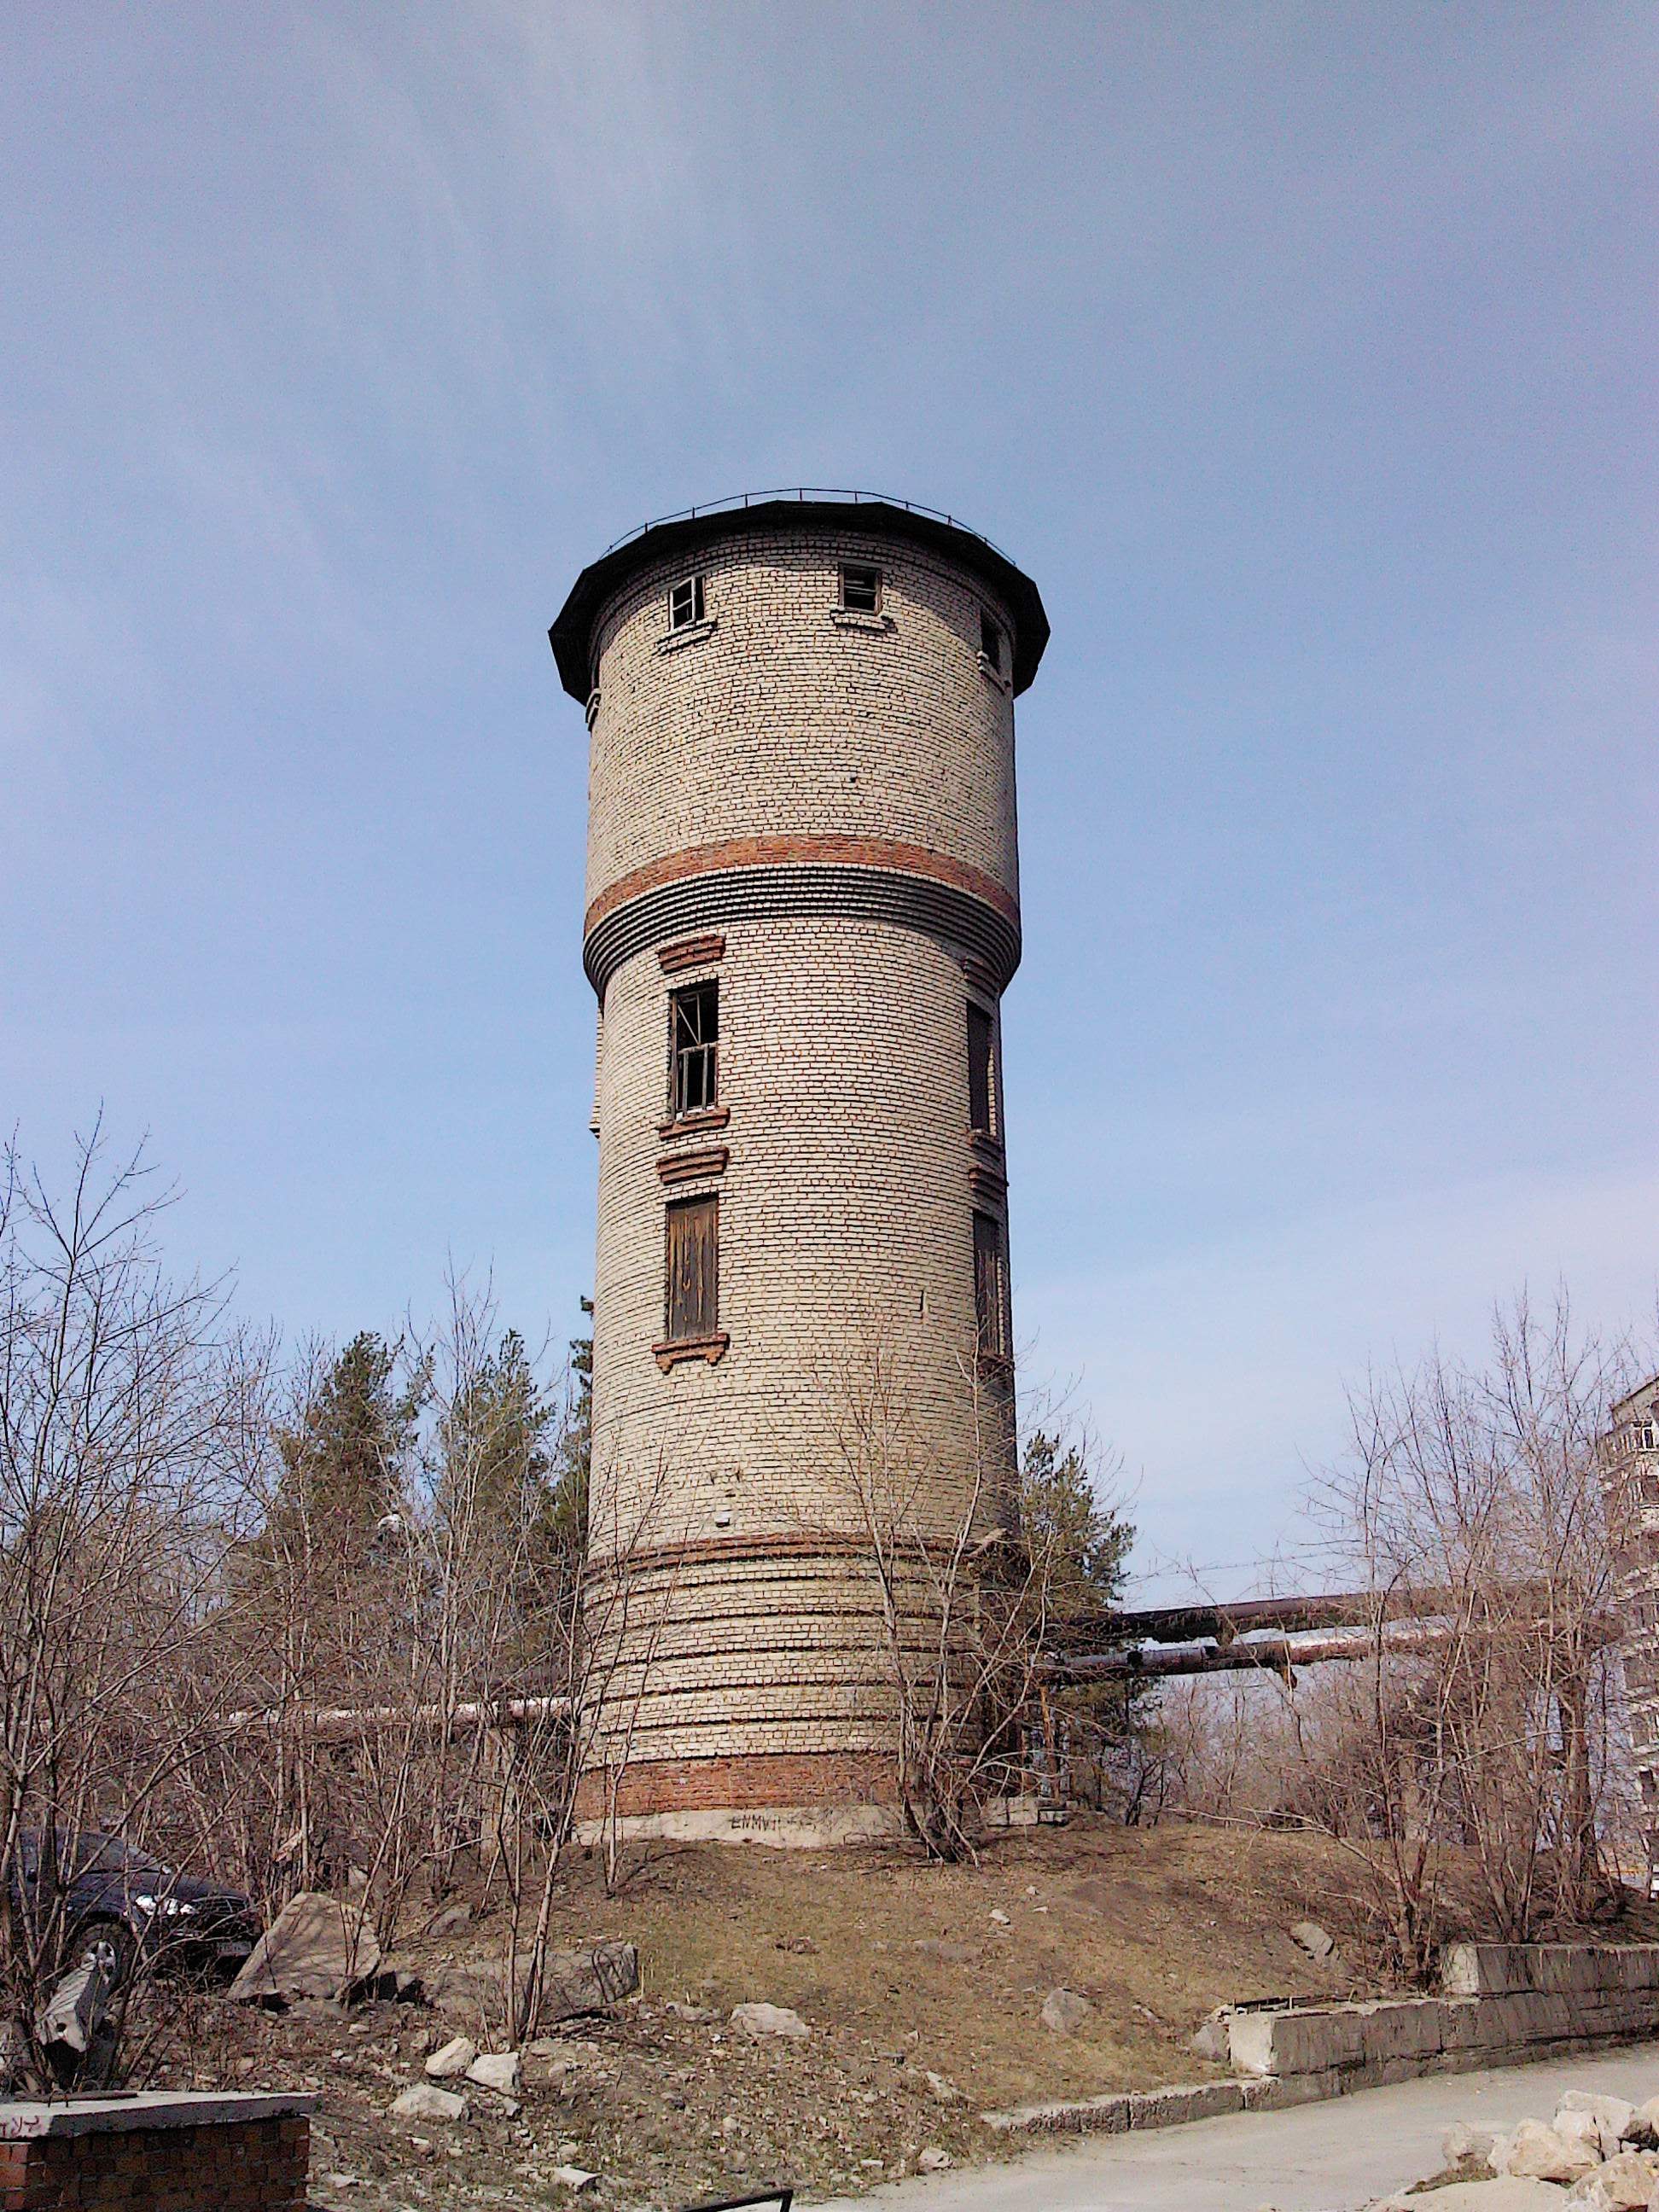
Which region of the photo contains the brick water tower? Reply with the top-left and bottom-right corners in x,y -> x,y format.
549,492 -> 1049,1842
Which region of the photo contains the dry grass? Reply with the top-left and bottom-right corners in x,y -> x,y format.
139,1813 -> 1397,2209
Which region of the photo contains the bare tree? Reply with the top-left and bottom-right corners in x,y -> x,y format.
816,1323 -> 1062,1861
0,1124 -> 266,2087
1281,1289 -> 1637,1973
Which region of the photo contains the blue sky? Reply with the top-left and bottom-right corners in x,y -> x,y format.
3,4 -> 1654,1596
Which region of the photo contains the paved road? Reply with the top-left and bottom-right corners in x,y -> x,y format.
811,2046 -> 1659,2212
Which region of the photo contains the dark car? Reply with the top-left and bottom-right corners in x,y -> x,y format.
11,1832 -> 260,1987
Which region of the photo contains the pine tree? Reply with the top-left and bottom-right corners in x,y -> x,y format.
274,1331 -> 422,1561
1021,1429 -> 1150,1812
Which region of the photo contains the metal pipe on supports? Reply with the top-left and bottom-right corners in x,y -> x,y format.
221,1695 -> 571,1742
1048,1610 -> 1617,1682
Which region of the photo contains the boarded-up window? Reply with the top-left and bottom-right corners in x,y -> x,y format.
973,1210 -> 1010,1361
967,1002 -> 995,1136
666,1195 -> 719,1342
670,981 -> 719,1116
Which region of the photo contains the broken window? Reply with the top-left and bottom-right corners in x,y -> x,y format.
967,1000 -> 996,1138
840,563 -> 882,614
669,981 -> 719,1117
665,1194 -> 719,1342
980,610 -> 1004,671
669,573 -> 706,630
973,1210 -> 1010,1362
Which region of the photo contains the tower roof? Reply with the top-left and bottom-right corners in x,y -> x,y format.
549,489 -> 1050,701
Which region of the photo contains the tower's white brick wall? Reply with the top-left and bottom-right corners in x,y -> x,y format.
557,507 -> 1042,1819
583,527 -> 1020,922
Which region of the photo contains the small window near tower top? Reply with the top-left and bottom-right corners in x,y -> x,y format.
840,563 -> 882,614
670,981 -> 719,1117
980,611 -> 1004,671
669,574 -> 705,630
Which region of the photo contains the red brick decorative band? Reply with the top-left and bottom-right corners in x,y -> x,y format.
582,836 -> 1021,996
574,1749 -> 896,1819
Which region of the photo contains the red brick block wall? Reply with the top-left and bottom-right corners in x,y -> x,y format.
0,2114 -> 308,2211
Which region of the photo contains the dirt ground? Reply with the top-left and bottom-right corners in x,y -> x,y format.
148,1814 -> 1394,2209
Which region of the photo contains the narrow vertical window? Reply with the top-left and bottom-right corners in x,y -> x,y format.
670,981 -> 719,1117
967,1001 -> 996,1138
666,1194 -> 719,1342
980,610 -> 1004,671
973,1210 -> 1010,1362
669,573 -> 706,630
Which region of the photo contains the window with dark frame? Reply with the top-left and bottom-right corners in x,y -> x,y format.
669,573 -> 706,630
670,981 -> 719,1117
980,610 -> 1003,671
973,1210 -> 1010,1363
967,1001 -> 996,1138
839,563 -> 882,614
665,1194 -> 719,1343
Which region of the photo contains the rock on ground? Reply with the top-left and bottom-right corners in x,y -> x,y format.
1290,1920 -> 1335,1960
466,2049 -> 521,2094
1190,2010 -> 1231,2062
1495,2122 -> 1598,2186
1374,2182 -> 1568,2210
550,2166 -> 599,2192
1555,2094 -> 1636,2160
1444,2122 -> 1498,2167
731,2002 -> 810,2040
389,2082 -> 467,2123
1563,2151 -> 1659,2210
428,1939 -> 639,2027
229,1892 -> 379,2005
1040,1988 -> 1092,2035
424,2035 -> 475,2080
1624,2095 -> 1659,2149
917,2147 -> 953,2172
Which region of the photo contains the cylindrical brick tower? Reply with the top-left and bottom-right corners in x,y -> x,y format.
549,493 -> 1049,1842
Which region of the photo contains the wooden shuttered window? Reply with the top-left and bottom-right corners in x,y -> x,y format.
665,1194 -> 719,1343
973,1209 -> 1010,1363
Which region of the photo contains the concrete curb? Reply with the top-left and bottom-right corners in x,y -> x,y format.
983,1947 -> 1659,2142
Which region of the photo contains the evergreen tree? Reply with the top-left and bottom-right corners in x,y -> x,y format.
1021,1429 -> 1151,1811
438,1328 -> 556,1544
1021,1429 -> 1132,1627
547,1297 -> 591,1560
276,1331 -> 422,1559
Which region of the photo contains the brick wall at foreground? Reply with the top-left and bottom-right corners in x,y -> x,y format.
0,2094 -> 311,2212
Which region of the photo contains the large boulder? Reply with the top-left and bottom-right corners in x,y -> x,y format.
424,2034 -> 475,2080
428,1941 -> 637,2029
1557,2094 -> 1637,2161
230,1892 -> 379,2005
1372,2183 -> 1568,2209
1040,1988 -> 1092,2034
1495,2122 -> 1598,2186
1563,2152 -> 1659,2210
1621,2095 -> 1659,2149
1290,1920 -> 1335,1960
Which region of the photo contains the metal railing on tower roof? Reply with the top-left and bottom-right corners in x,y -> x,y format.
600,487 -> 1012,563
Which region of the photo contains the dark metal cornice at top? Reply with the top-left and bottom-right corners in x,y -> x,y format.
548,489 -> 1051,701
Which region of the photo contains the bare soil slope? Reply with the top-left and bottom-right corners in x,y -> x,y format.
168,1815 -> 1381,2208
